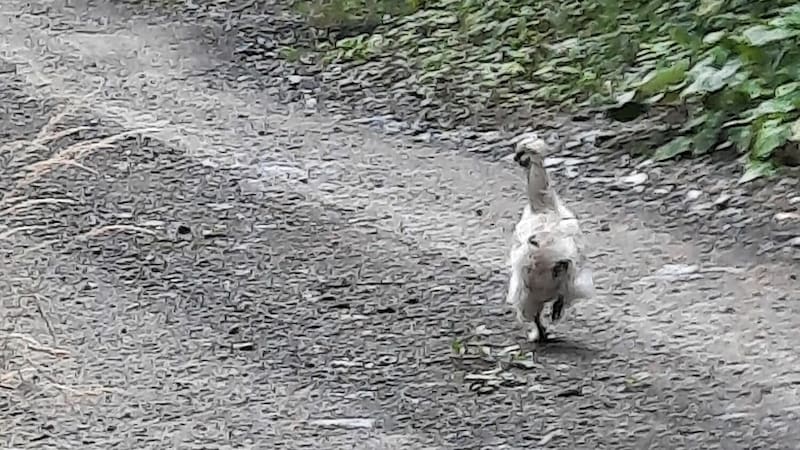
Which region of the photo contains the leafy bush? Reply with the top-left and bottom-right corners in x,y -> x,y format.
294,0 -> 800,180
292,0 -> 423,35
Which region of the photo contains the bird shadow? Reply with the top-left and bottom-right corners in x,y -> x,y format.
518,336 -> 603,362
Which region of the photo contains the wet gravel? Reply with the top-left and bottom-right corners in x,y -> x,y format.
1,1 -> 800,449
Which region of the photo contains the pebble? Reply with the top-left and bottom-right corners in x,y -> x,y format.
309,418 -> 376,429
584,176 -> 615,184
691,202 -> 713,211
713,193 -> 732,207
653,186 -> 673,195
686,189 -> 703,201
654,264 -> 700,277
774,212 -> 800,222
478,131 -> 504,142
620,172 -> 648,186
544,157 -> 564,168
563,157 -> 586,166
565,166 -> 581,178
304,96 -> 318,111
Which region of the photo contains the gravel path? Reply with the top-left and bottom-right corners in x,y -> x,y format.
1,2 -> 799,449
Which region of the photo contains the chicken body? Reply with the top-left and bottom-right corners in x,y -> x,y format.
506,134 -> 594,342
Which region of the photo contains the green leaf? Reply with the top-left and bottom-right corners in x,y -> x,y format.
729,41 -> 769,67
741,25 -> 798,47
653,136 -> 692,161
736,79 -> 770,100
769,13 -> 800,30
495,17 -> 520,36
696,0 -> 724,16
752,118 -> 792,160
614,90 -> 637,106
670,26 -> 700,50
557,66 -> 582,75
645,93 -> 665,104
636,60 -> 689,96
451,338 -> 464,355
728,125 -> 754,153
532,64 -> 555,76
790,118 -> 800,142
702,31 -> 726,45
336,36 -> 365,49
498,61 -> 526,76
739,160 -> 775,184
684,113 -> 710,131
775,82 -> 800,98
682,58 -> 742,97
692,112 -> 726,155
740,96 -> 800,122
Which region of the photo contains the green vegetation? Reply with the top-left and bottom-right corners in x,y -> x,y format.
292,0 -> 800,181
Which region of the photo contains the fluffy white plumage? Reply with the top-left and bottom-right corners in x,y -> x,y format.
505,133 -> 595,342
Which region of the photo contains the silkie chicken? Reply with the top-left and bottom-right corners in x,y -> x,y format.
505,133 -> 595,342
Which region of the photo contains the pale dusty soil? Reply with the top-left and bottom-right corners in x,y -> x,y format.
0,2 -> 798,449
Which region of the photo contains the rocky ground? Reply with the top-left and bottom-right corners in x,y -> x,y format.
0,1 -> 799,449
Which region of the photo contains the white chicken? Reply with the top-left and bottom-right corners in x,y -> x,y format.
505,133 -> 595,342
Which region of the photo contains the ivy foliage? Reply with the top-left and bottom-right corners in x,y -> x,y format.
294,0 -> 800,180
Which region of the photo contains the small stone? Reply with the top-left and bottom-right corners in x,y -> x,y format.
653,186 -> 673,195
231,342 -> 255,351
654,264 -> 699,277
565,166 -> 580,178
686,189 -> 703,201
414,132 -> 433,143
691,202 -> 712,211
620,172 -> 648,186
309,418 -> 375,429
544,157 -> 565,168
304,96 -> 317,111
563,157 -> 585,166
474,325 -> 493,335
383,121 -> 404,134
713,193 -> 732,208
626,371 -> 653,387
789,237 -> 800,247
538,429 -> 564,446
774,212 -> 800,222
287,75 -> 303,84
0,61 -> 16,74
479,131 -> 504,142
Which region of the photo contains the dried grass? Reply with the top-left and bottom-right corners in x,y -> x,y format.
0,103 -> 161,400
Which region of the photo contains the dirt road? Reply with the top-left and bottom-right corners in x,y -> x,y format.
1,2 -> 798,449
